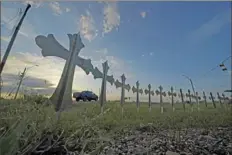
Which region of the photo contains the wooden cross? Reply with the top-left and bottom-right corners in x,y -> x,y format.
145,84 -> 154,112
179,88 -> 185,111
168,86 -> 176,112
115,74 -> 131,114
156,85 -> 166,113
203,91 -> 207,107
217,92 -> 223,107
209,92 -> 216,108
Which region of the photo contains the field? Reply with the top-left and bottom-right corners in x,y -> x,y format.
0,96 -> 232,155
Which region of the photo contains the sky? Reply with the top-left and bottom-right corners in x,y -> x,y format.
1,1 -> 231,102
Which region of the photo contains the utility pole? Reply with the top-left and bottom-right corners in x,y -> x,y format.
0,50 -> 2,99
14,67 -> 26,99
0,4 -> 31,75
182,75 -> 199,111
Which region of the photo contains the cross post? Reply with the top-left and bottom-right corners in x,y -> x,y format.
180,89 -> 185,111
156,85 -> 166,113
132,81 -> 141,111
145,84 -> 153,112
186,89 -> 193,112
168,86 -> 176,112
115,74 -> 131,115
203,91 -> 207,107
209,92 -> 216,108
217,92 -> 223,107
99,61 -> 109,114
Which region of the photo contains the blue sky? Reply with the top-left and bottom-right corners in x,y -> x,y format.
1,1 -> 231,101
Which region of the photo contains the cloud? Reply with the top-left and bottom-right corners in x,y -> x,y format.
0,36 -> 10,43
80,48 -> 134,79
140,11 -> 146,18
102,2 -> 120,34
2,52 -> 87,92
1,6 -> 38,39
79,10 -> 98,41
23,0 -> 43,8
1,73 -> 56,96
149,52 -> 153,56
1,50 -> 134,98
49,2 -> 63,15
188,9 -> 231,43
65,7 -> 71,13
96,48 -> 108,55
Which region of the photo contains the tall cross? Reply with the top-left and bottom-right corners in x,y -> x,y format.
132,81 -> 143,111
186,89 -> 193,112
195,92 -> 200,111
36,33 -> 85,116
156,85 -> 166,113
217,92 -> 223,107
221,93 -> 227,104
179,88 -> 185,111
115,74 -> 131,114
99,61 -> 109,113
209,92 -> 216,108
186,89 -> 192,103
203,91 -> 207,107
145,84 -> 154,112
35,34 -> 115,113
168,86 -> 176,112
36,34 -> 115,88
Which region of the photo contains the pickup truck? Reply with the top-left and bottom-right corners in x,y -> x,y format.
73,91 -> 98,102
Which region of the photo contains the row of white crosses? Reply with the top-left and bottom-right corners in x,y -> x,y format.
35,33 -> 115,117
35,33 -> 230,118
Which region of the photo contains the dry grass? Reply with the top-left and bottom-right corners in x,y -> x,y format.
0,96 -> 231,154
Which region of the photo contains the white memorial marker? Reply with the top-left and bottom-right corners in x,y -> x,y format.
91,67 -> 115,85
168,86 -> 177,112
144,84 -> 154,112
35,33 -> 115,114
99,61 -> 110,113
221,93 -> 228,110
196,92 -> 200,111
179,89 -> 185,111
155,85 -> 166,113
132,81 -> 143,111
35,33 -> 87,119
186,89 -> 193,112
203,91 -> 208,107
209,92 -> 216,108
217,92 -> 223,107
115,74 -> 131,114
221,93 -> 226,104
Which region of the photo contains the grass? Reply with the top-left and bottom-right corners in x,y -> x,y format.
0,96 -> 231,154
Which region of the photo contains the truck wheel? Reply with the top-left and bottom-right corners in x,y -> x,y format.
76,98 -> 80,102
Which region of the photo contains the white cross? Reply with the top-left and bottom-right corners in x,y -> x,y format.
168,86 -> 176,112
132,81 -> 143,110
115,74 -> 131,114
145,84 -> 154,112
156,85 -> 166,113
36,33 -> 85,114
